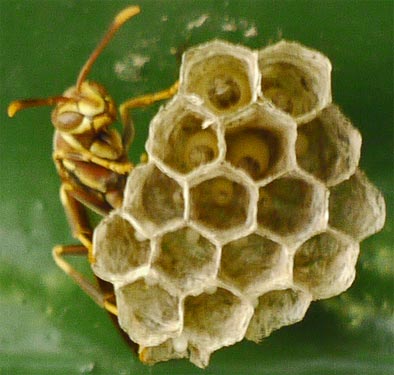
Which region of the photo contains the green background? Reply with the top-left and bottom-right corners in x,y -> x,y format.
1,1 -> 393,374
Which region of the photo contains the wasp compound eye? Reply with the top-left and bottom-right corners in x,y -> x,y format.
52,105 -> 85,132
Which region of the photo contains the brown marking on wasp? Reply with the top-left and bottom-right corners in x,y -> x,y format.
7,5 -> 179,317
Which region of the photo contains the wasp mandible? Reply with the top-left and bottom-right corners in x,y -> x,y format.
8,5 -> 179,316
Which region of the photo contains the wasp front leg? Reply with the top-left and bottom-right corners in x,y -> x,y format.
119,80 -> 179,149
54,148 -> 133,175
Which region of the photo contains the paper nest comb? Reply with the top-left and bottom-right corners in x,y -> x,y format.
92,40 -> 386,368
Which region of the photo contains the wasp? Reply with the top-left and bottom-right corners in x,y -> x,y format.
7,5 -> 178,317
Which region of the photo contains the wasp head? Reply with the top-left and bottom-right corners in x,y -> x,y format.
52,81 -> 117,135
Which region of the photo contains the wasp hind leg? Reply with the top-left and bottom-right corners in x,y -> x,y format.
52,244 -> 117,316
53,183 -> 117,315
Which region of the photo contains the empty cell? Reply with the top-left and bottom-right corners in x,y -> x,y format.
184,288 -> 251,350
293,232 -> 359,299
190,176 -> 249,231
246,288 -> 311,342
124,164 -> 184,232
329,170 -> 386,241
153,227 -> 217,292
116,279 -> 181,346
93,213 -> 150,282
257,177 -> 325,239
219,234 -> 284,293
142,168 -> 184,224
296,106 -> 361,186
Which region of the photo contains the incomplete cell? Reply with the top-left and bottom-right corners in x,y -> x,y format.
190,175 -> 250,235
116,279 -> 181,347
257,176 -> 327,242
152,227 -> 218,293
225,102 -> 297,181
184,287 -> 253,367
296,105 -> 361,186
92,213 -> 150,283
259,41 -> 331,123
246,288 -> 311,342
147,98 -> 220,175
123,164 -> 184,234
180,40 -> 259,115
293,231 -> 359,299
328,170 -> 386,241
219,234 -> 285,294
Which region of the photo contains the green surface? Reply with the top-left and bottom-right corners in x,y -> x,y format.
0,1 -> 393,374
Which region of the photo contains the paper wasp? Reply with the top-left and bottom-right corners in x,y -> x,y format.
8,5 -> 178,318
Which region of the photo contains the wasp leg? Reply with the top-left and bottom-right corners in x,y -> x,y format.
52,244 -> 118,316
55,183 -> 119,314
59,183 -> 94,254
119,80 -> 179,148
59,182 -> 118,257
54,149 -> 133,175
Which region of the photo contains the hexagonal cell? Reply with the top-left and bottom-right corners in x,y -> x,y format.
328,170 -> 386,241
296,105 -> 361,186
219,234 -> 286,294
180,40 -> 259,115
257,176 -> 327,242
189,174 -> 250,234
293,231 -> 359,299
92,213 -> 150,283
146,97 -> 220,175
245,288 -> 311,342
183,287 -> 253,368
116,278 -> 181,347
152,227 -> 218,293
123,164 -> 184,234
225,102 -> 297,181
258,40 -> 331,123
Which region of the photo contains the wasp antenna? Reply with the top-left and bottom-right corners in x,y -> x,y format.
7,96 -> 71,118
114,5 -> 141,26
76,5 -> 141,91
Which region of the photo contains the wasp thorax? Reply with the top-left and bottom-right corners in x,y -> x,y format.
52,81 -> 116,134
92,39 -> 385,368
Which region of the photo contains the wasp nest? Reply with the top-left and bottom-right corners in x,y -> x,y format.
92,40 -> 385,368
